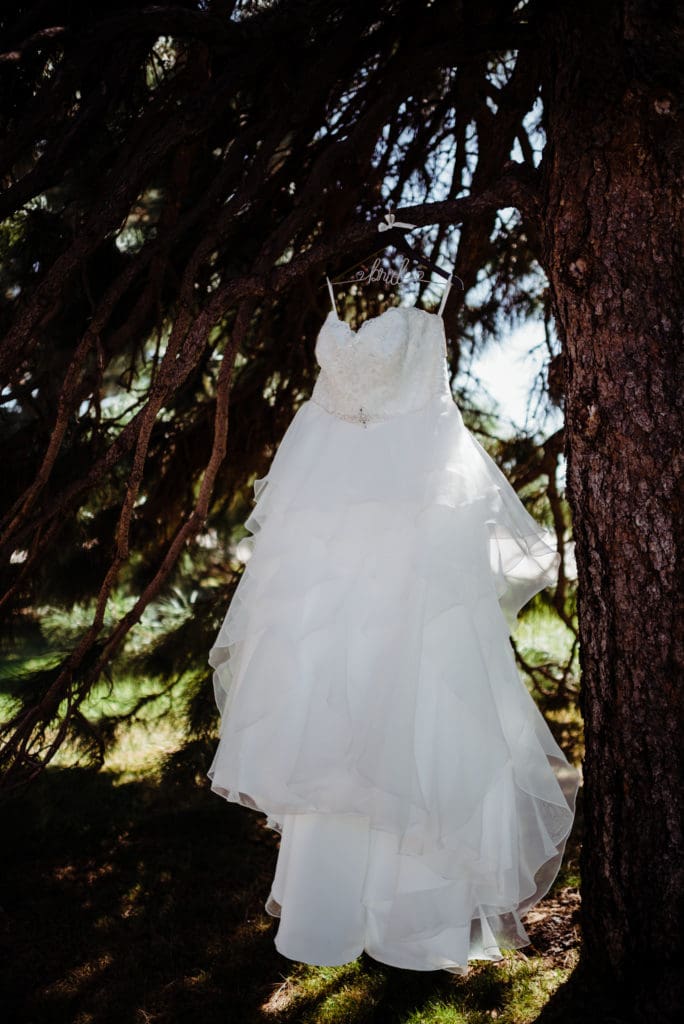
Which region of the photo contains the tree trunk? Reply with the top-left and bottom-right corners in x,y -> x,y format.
538,3 -> 683,1020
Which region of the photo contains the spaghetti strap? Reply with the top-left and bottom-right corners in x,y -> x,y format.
438,274 -> 453,317
326,275 -> 338,315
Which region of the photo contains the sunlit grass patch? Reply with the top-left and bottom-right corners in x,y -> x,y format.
409,953 -> 576,1024
259,949 -> 577,1024
262,958 -> 386,1020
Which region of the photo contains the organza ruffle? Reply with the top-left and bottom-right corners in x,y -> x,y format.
207,393 -> 578,971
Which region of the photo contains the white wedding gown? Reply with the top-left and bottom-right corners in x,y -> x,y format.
207,275 -> 579,974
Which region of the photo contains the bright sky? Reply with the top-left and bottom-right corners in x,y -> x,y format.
463,319 -> 564,438
464,320 -> 576,579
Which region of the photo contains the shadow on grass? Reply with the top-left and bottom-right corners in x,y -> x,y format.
0,761 -> 579,1024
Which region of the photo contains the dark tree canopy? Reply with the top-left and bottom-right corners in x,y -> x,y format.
0,0 -> 571,784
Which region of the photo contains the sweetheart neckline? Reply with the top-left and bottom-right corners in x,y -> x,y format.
325,305 -> 443,338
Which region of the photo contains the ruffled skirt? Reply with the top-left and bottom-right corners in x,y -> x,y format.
207,393 -> 579,973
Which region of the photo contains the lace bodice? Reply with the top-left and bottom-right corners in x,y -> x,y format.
310,306 -> 452,426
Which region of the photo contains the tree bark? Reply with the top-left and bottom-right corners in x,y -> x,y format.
539,3 -> 683,1019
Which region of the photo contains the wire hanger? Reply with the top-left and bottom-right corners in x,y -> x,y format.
327,204 -> 465,291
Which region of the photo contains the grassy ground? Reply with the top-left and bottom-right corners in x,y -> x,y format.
1,749 -> 582,1024
1,605 -> 582,1023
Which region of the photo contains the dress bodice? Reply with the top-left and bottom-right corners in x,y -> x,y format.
311,306 -> 452,425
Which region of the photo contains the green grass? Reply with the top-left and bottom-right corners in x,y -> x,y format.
1,744 -> 581,1024
262,954 -> 576,1023
1,601 -> 582,1023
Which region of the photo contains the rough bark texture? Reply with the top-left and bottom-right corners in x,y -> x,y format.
539,2 -> 683,1019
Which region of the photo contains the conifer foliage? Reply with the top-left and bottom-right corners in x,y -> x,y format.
1,1 -> 568,788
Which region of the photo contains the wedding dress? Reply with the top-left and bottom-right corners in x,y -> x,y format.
207,273 -> 579,974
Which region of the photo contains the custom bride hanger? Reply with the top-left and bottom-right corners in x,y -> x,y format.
326,205 -> 465,298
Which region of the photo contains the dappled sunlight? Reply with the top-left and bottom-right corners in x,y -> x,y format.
40,952 -> 115,1002
258,950 -> 578,1024
260,960 -> 381,1018
2,759 -> 582,1023
3,606 -> 582,1023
